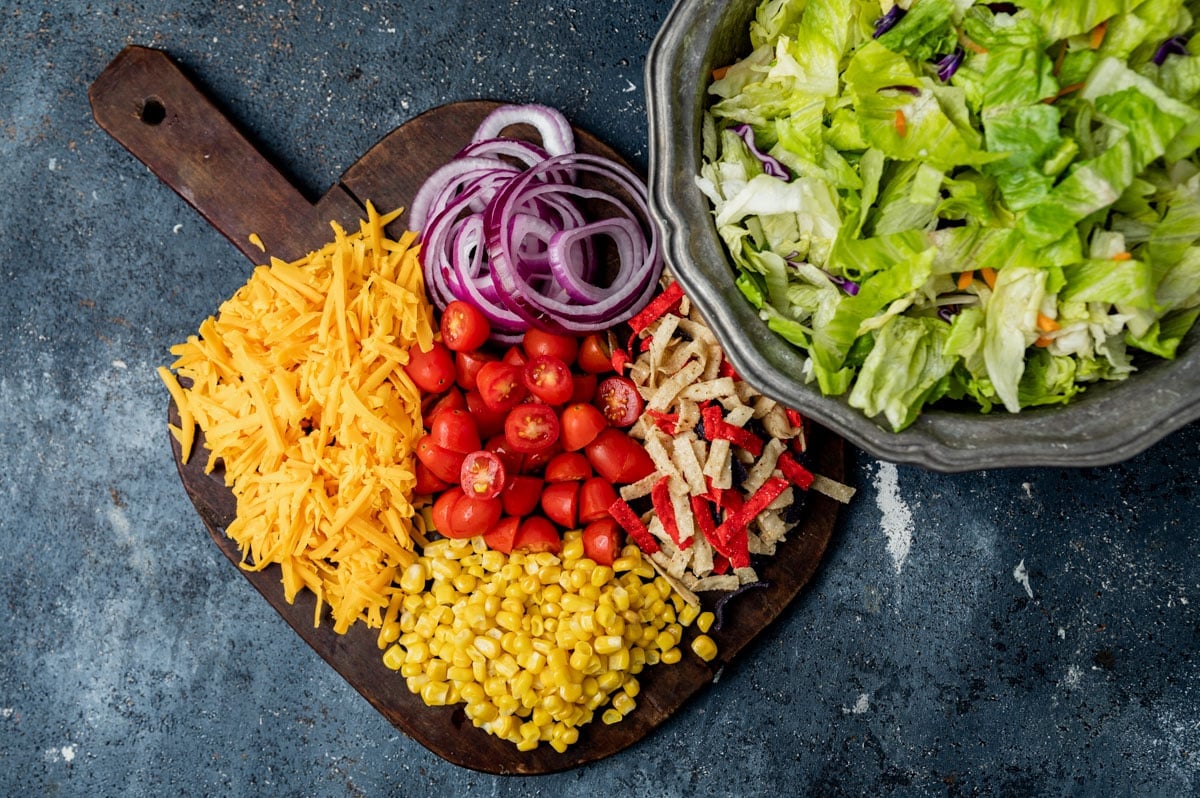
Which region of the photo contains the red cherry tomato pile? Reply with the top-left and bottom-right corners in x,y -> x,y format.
405,300 -> 655,566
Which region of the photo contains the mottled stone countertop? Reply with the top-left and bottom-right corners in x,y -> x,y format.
2,2 -> 1197,796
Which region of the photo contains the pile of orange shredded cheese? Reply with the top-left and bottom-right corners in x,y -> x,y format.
157,203 -> 434,635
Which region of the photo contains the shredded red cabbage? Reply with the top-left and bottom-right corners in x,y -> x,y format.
731,123 -> 791,181
1153,35 -> 1190,65
873,5 -> 906,38
934,48 -> 965,82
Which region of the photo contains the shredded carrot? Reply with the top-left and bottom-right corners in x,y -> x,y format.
1036,312 -> 1061,333
1053,41 -> 1067,76
958,30 -> 988,54
1090,20 -> 1108,49
895,109 -> 908,137
711,65 -> 731,80
1034,336 -> 1054,348
956,270 -> 975,291
980,267 -> 998,290
1041,82 -> 1086,104
1112,251 -> 1134,261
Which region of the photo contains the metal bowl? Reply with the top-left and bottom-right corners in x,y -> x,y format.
645,0 -> 1200,472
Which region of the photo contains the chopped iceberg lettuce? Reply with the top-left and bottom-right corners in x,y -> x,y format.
699,0 -> 1200,430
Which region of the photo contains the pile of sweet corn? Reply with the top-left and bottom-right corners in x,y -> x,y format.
380,531 -> 718,752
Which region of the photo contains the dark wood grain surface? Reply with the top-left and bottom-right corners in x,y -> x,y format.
90,45 -> 845,775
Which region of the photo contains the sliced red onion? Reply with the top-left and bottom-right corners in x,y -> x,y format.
409,157 -> 520,231
879,84 -> 922,96
1153,35 -> 1190,65
471,103 -> 576,156
456,138 -> 552,169
732,123 -> 790,181
483,153 -> 662,332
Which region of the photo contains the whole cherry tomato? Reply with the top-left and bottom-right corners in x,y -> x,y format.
404,341 -> 456,394
439,300 -> 491,352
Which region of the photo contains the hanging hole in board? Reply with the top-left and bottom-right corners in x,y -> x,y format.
140,97 -> 166,126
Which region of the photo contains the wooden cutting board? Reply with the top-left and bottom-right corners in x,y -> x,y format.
89,45 -> 846,775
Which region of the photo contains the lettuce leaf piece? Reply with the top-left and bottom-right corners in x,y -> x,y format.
875,0 -> 961,62
983,265 -> 1047,412
848,315 -> 958,431
1126,306 -> 1200,357
1060,258 -> 1157,307
1017,349 -> 1082,407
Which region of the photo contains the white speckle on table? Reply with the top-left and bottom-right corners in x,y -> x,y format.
843,693 -> 871,714
111,359 -> 127,370
1022,482 -> 1033,499
873,461 -> 913,574
172,223 -> 182,234
1060,664 -> 1083,690
43,745 -> 76,763
48,158 -> 57,171
1,707 -> 12,718
1013,559 -> 1034,599
1057,627 -> 1066,639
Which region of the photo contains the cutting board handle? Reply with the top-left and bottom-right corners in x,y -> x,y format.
89,46 -> 362,262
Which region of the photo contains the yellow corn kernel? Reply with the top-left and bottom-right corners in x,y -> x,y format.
458,682 -> 485,704
660,646 -> 682,665
562,537 -> 585,562
611,556 -> 638,573
602,708 -> 623,725
431,581 -> 458,605
590,566 -> 615,587
481,549 -> 505,572
678,603 -> 701,627
413,612 -> 438,639
559,681 -> 584,703
611,690 -> 636,716
516,736 -> 540,752
399,562 -> 427,594
593,634 -> 624,655
655,629 -> 677,651
691,634 -> 718,662
471,659 -> 488,683
511,670 -> 534,702
400,661 -> 425,678
448,666 -> 475,685
622,677 -> 641,698
406,674 -> 429,694
495,694 -> 521,716
382,644 -> 405,671
467,701 -> 499,723
495,611 -> 521,633
473,635 -> 501,660
596,669 -> 623,693
452,572 -> 478,594
517,649 -> 546,674
420,681 -> 451,706
426,660 -> 449,683
608,649 -> 631,672
492,653 -> 520,680
429,557 -> 461,581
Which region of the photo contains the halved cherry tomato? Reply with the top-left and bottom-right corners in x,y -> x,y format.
523,355 -> 575,405
560,403 -> 608,451
459,450 -> 507,500
422,386 -> 466,427
570,372 -> 597,404
578,476 -> 619,523
466,390 -> 508,439
502,345 -> 529,369
541,481 -> 580,528
455,350 -> 494,391
440,300 -> 491,352
504,403 -> 560,453
417,435 -> 467,484
431,486 -> 465,535
404,341 -> 456,393
448,495 -> 502,539
523,328 -> 578,364
483,516 -> 521,553
512,516 -> 562,554
414,460 -> 452,495
501,474 -> 544,517
544,452 -> 592,482
581,517 -> 622,566
584,428 -> 655,484
595,376 -> 643,427
578,333 -> 614,374
430,408 -> 481,454
476,361 -> 527,412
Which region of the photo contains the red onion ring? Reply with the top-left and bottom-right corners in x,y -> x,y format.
415,105 -> 662,340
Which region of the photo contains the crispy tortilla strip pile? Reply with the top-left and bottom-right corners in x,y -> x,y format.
621,278 -> 856,595
158,204 -> 434,634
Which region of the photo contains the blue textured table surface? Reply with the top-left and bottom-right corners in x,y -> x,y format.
2,2 -> 1198,796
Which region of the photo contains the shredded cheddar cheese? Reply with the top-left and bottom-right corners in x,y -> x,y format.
159,202 -> 434,636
